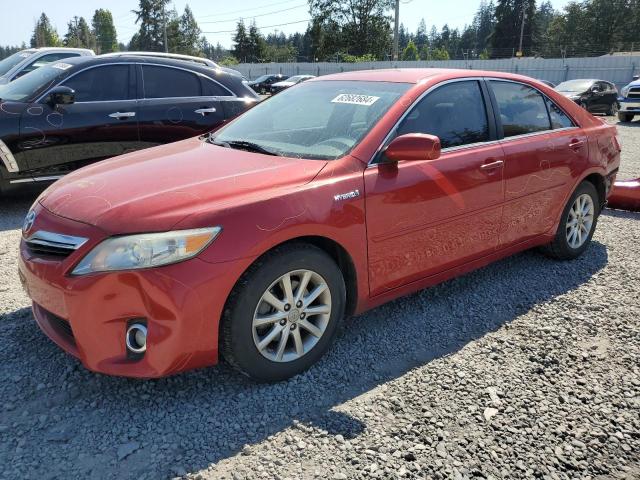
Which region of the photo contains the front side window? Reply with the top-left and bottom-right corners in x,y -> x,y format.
212,80 -> 410,160
545,98 -> 575,129
397,80 -> 490,149
143,66 -> 201,98
490,81 -> 551,137
63,65 -> 129,102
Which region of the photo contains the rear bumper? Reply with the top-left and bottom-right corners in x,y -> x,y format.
18,205 -> 252,378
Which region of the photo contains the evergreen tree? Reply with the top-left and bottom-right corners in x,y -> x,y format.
177,5 -> 203,56
490,0 -> 537,57
247,21 -> 266,62
131,0 -> 171,51
401,40 -> 418,60
415,19 -> 428,50
232,20 -> 250,62
92,9 -> 118,53
30,13 -> 60,47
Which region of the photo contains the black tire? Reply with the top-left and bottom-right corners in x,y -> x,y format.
220,243 -> 346,382
607,102 -> 619,116
541,181 -> 600,260
618,112 -> 633,122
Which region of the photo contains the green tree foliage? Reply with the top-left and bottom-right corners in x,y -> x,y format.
490,0 -> 537,56
64,17 -> 96,50
402,40 -> 419,60
232,20 -> 250,62
92,9 -> 118,53
131,0 -> 170,51
309,0 -> 393,59
177,6 -> 204,56
30,13 -> 61,48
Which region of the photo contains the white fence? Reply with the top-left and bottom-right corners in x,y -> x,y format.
234,55 -> 640,88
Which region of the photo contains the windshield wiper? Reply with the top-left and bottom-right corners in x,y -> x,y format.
208,136 -> 279,156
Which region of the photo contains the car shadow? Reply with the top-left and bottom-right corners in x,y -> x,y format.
0,190 -> 41,232
0,242 -> 609,479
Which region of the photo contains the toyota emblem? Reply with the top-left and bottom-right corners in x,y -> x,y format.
22,211 -> 36,235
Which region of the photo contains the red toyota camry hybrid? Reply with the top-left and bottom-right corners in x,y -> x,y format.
18,69 -> 620,381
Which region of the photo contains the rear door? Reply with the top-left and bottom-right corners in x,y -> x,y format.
488,80 -> 576,246
19,63 -> 140,175
364,79 -> 505,295
137,64 -> 225,147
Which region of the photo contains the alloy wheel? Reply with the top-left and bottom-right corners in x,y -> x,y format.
252,270 -> 332,363
566,193 -> 594,249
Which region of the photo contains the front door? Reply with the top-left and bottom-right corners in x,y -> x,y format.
137,64 -> 224,147
18,64 -> 140,175
364,80 -> 505,296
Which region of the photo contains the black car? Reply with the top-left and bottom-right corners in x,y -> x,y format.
555,79 -> 619,115
247,74 -> 289,94
0,55 -> 259,192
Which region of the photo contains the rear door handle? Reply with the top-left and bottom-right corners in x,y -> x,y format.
108,111 -> 136,119
569,139 -> 585,150
480,160 -> 504,170
195,107 -> 217,116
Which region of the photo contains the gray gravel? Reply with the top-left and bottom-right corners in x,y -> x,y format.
0,117 -> 639,479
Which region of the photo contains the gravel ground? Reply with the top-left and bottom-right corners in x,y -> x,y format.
0,117 -> 638,480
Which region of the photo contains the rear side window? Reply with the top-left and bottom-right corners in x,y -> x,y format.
397,80 -> 490,149
490,81 -> 551,137
62,65 -> 130,102
142,66 -> 201,98
202,77 -> 231,96
545,98 -> 575,129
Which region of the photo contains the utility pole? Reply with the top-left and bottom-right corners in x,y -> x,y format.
163,3 -> 168,53
392,0 -> 400,61
517,4 -> 526,57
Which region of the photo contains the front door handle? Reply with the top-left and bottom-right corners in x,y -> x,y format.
480,160 -> 504,170
195,107 -> 217,116
108,111 -> 136,119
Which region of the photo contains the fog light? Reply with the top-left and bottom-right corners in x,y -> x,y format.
126,324 -> 147,354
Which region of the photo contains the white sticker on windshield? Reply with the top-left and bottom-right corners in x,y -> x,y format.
51,62 -> 73,70
331,94 -> 380,106
19,53 -> 31,58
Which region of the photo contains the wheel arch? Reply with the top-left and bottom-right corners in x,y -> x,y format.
582,172 -> 606,209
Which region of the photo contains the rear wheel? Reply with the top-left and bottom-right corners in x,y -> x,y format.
618,112 -> 634,122
221,243 -> 346,382
542,181 -> 600,260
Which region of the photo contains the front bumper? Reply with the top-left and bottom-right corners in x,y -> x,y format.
618,98 -> 640,113
18,204 -> 252,378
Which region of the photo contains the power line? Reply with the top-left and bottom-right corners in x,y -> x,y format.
199,4 -> 307,24
202,18 -> 311,35
198,0 -> 303,19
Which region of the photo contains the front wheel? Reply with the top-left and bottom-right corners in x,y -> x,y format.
541,181 -> 600,260
221,243 -> 346,382
607,102 -> 619,116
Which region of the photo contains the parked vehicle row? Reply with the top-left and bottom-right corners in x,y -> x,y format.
555,79 -> 620,116
269,75 -> 315,94
0,54 -> 259,193
247,74 -> 289,94
18,70 -> 620,381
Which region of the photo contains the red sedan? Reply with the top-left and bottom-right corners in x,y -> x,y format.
18,69 -> 621,381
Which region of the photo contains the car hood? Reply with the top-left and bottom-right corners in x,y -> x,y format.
272,81 -> 294,87
558,90 -> 585,97
39,136 -> 327,234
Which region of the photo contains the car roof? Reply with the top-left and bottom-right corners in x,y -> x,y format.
101,51 -> 218,67
314,68 -> 550,85
31,47 -> 94,54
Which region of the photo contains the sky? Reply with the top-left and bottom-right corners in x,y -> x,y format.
0,0 -> 574,50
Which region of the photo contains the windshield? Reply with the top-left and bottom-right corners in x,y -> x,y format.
253,75 -> 271,82
0,50 -> 34,76
211,80 -> 410,160
0,64 -> 64,102
556,80 -> 593,92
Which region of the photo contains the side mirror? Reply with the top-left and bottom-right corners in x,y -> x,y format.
383,133 -> 441,162
47,86 -> 75,106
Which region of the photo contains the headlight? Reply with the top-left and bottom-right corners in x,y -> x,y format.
621,86 -> 630,97
72,227 -> 221,275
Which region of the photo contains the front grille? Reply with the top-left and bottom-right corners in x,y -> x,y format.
629,87 -> 640,99
24,231 -> 88,259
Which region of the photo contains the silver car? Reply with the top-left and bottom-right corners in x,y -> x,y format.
0,47 -> 94,84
